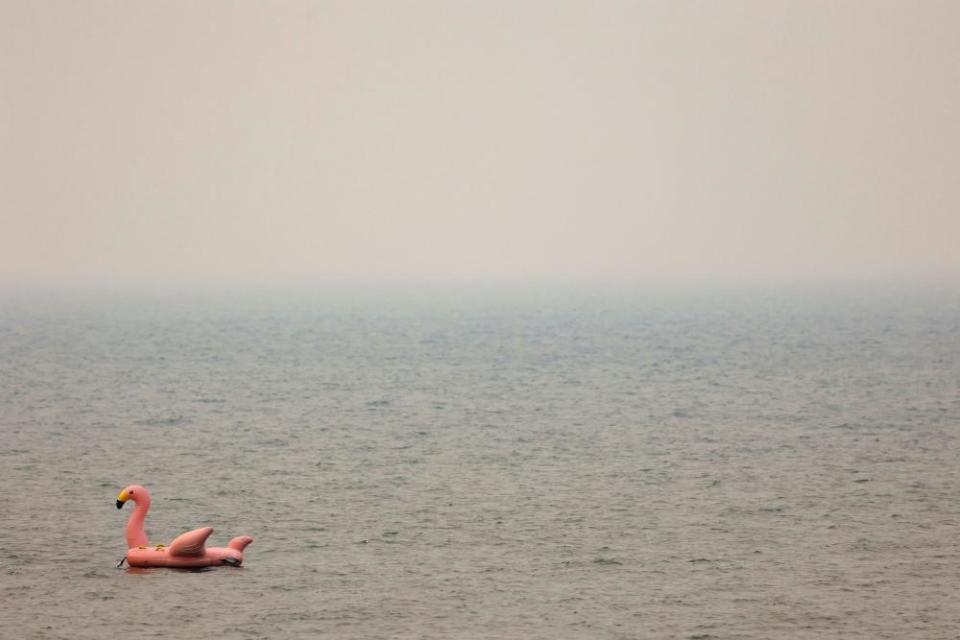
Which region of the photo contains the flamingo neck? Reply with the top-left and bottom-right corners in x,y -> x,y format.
126,497 -> 150,548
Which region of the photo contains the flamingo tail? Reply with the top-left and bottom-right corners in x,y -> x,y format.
228,536 -> 253,552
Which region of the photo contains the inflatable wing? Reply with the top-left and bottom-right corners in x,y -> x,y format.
168,526 -> 214,557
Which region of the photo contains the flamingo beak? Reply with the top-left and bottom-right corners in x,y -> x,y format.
116,499 -> 125,509
116,490 -> 128,509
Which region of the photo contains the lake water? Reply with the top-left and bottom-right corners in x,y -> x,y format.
1,284 -> 958,639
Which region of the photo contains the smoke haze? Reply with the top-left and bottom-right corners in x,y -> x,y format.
2,1 -> 958,287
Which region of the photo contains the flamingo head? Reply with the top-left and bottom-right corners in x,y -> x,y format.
116,484 -> 149,509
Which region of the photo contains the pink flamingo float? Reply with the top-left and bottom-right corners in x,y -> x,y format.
116,485 -> 252,568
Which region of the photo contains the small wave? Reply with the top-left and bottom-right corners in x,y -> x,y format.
134,416 -> 187,427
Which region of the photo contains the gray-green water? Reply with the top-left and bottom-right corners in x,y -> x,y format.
1,285 -> 958,639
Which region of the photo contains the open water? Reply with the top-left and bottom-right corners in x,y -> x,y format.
1,284 -> 958,639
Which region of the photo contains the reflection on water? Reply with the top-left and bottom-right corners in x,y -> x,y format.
1,286 -> 958,639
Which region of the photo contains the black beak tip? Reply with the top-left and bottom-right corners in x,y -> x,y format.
116,500 -> 124,510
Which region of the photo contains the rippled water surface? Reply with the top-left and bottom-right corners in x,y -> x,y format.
1,285 -> 958,639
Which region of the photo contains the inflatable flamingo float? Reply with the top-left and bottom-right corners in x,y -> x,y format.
116,485 -> 252,568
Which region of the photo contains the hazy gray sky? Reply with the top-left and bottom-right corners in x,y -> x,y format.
2,0 -> 958,287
